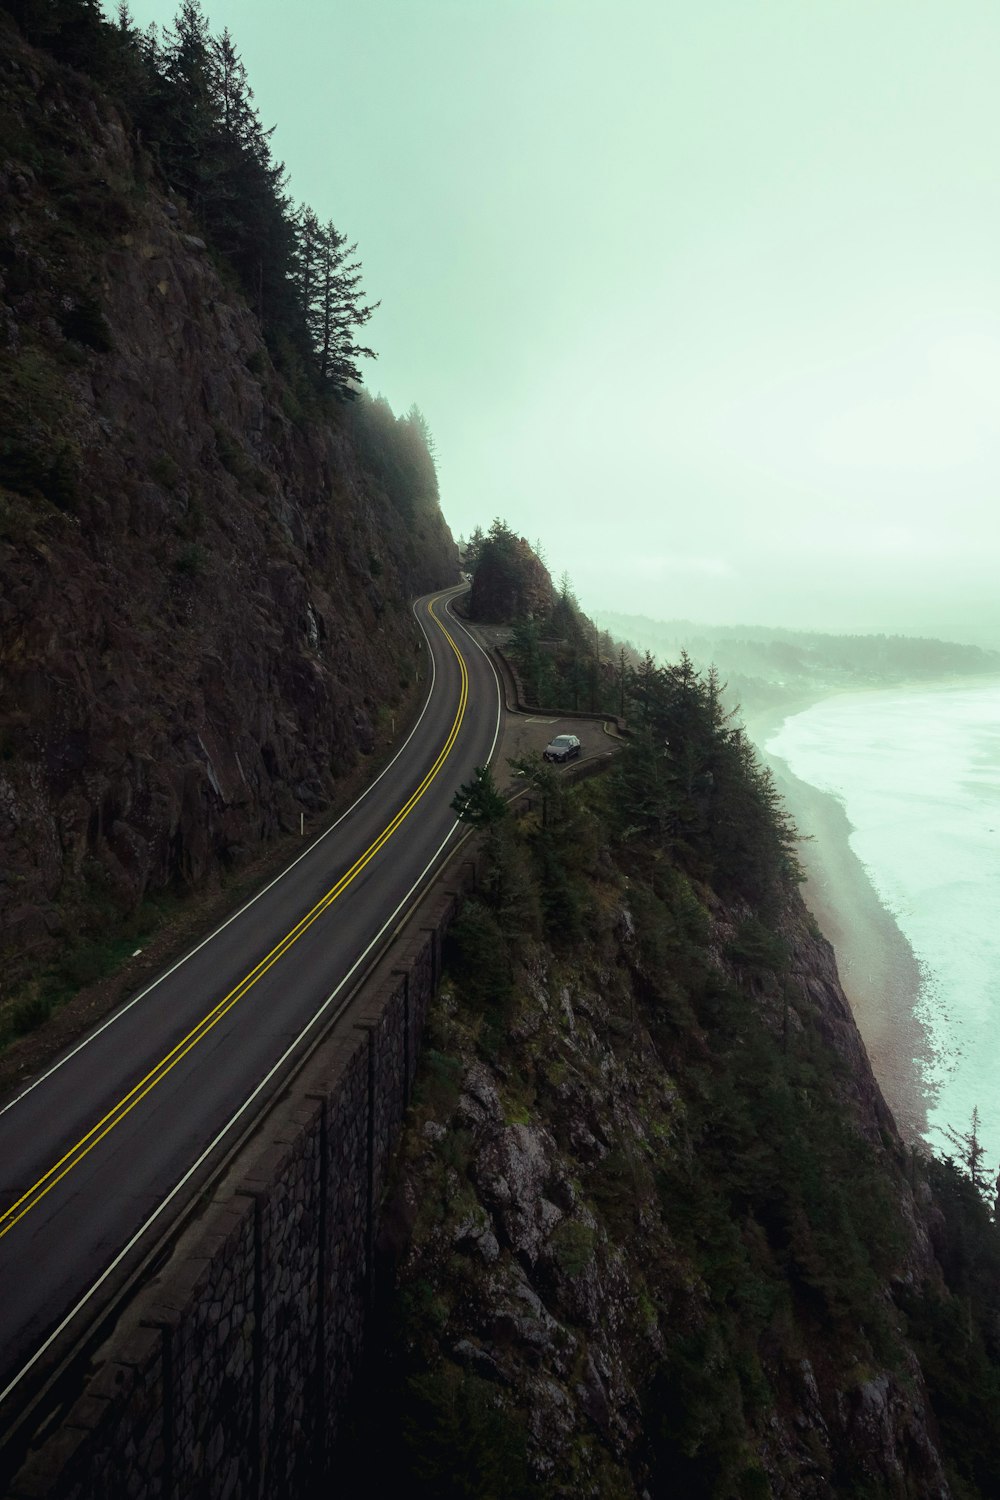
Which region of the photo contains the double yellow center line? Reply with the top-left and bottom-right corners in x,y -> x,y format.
0,599 -> 468,1243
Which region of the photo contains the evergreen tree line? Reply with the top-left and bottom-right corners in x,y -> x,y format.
439,746 -> 1000,1494
2,0 -> 376,397
349,394 -> 440,520
611,650 -> 800,908
443,535 -> 1000,1493
463,521 -> 798,905
464,519 -> 631,714
602,613 -> 1000,682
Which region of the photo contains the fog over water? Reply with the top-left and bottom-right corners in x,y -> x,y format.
125,0 -> 1000,645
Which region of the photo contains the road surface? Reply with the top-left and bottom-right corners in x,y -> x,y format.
0,585 -> 500,1427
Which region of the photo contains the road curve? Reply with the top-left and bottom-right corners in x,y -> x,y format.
0,585 -> 500,1421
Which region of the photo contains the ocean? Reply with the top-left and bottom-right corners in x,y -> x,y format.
766,679 -> 1000,1173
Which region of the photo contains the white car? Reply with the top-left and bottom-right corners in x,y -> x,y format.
543,734 -> 582,763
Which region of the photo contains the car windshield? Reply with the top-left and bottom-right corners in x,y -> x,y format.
551,736 -> 574,746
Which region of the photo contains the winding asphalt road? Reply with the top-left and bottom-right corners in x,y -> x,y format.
0,585 -> 501,1430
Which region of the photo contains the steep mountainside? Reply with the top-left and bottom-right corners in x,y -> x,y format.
594,611 -> 1000,720
341,760 -> 1000,1498
0,23 -> 457,1002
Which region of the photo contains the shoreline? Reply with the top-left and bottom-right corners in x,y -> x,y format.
742,693 -> 933,1145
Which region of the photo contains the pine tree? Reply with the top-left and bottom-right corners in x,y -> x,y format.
10,0 -> 377,394
451,765 -> 507,829
406,404 -> 436,460
304,221 -> 379,396
102,4 -> 160,118
945,1108 -> 989,1199
294,206 -> 323,335
5,0 -> 106,69
463,525 -> 485,568
156,0 -> 222,222
208,28 -> 298,333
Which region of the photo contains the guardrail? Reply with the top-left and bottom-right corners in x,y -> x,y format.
5,741 -> 622,1497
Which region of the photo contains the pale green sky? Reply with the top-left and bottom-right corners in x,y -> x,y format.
125,1 -> 1000,643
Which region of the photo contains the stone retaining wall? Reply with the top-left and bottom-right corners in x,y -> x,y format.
493,646 -> 629,733
8,876 -> 468,1499
8,763 -> 614,1498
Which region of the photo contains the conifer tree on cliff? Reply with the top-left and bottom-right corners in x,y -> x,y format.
468,519 -> 554,623
3,0 -> 376,389
3,0 -> 105,69
159,0 -> 217,215
208,27 -> 298,331
295,207 -> 324,340
399,405 -> 439,502
302,220 -> 379,397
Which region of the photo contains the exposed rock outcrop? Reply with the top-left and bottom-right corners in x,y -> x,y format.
0,28 -> 457,990
355,859 -> 959,1496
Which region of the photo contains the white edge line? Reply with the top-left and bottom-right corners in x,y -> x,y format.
0,588 -> 463,1122
0,586 -> 500,1411
442,594 -> 504,767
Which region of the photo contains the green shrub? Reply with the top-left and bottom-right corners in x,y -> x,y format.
4,991 -> 54,1041
549,1218 -> 595,1276
727,916 -> 789,975
150,453 -> 180,489
174,543 -> 206,577
399,1365 -> 531,1498
280,385 -> 305,425
416,1049 -> 464,1120
213,424 -> 262,488
60,295 -> 113,352
57,942 -> 110,989
444,901 -> 512,1011
0,437 -> 79,510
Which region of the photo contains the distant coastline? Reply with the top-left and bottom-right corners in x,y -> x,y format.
612,611 -> 1000,1149
743,692 -> 933,1145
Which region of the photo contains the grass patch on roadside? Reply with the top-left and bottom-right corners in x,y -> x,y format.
0,892 -> 183,1050
0,651 -> 432,1068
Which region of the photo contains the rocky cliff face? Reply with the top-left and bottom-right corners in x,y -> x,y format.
344,791 -> 976,1496
0,27 -> 457,996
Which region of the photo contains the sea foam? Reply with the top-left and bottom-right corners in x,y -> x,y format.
768,680 -> 1000,1173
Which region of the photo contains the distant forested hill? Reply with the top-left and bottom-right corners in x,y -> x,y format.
594,611 -> 1000,718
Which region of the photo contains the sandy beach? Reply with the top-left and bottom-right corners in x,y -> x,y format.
744,698 -> 933,1145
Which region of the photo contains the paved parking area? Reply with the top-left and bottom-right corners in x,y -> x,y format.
455,612 -> 625,790
496,711 -> 621,789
